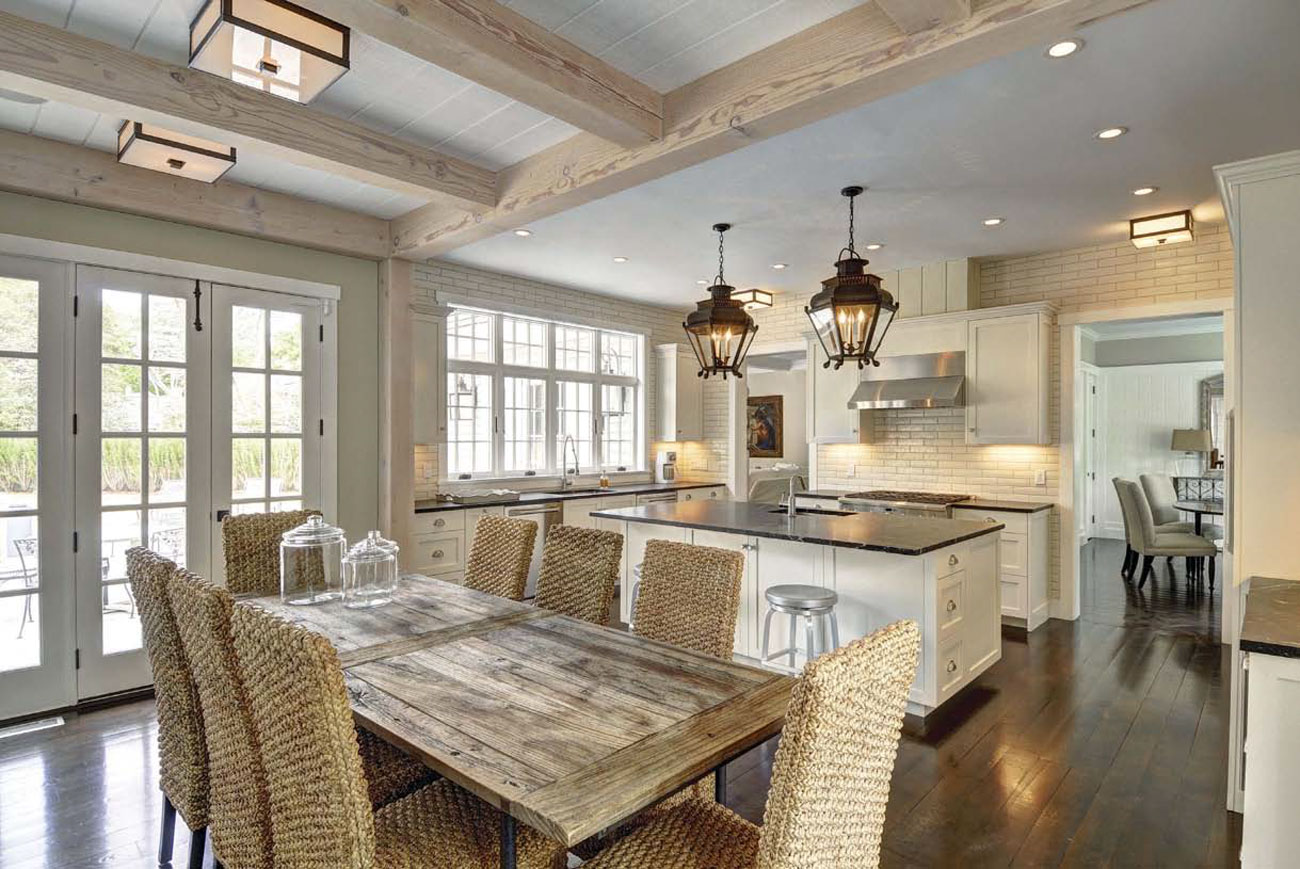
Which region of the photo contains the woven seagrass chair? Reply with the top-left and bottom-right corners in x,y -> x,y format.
125,547 -> 210,869
582,620 -> 921,869
220,509 -> 320,595
463,514 -> 538,601
168,570 -> 437,869
229,603 -> 568,869
533,524 -> 624,624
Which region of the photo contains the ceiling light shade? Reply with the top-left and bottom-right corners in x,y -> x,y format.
683,223 -> 758,380
805,186 -> 898,371
1130,209 -> 1194,248
732,288 -> 774,310
117,121 -> 235,183
190,0 -> 349,104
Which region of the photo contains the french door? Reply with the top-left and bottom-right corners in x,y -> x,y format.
0,255 -> 73,720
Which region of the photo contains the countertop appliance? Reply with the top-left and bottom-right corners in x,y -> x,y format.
838,489 -> 971,518
504,501 -> 561,598
655,449 -> 678,483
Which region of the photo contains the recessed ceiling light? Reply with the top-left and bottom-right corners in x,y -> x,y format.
983,217 -> 1005,227
513,228 -> 532,237
1132,186 -> 1158,196
865,243 -> 884,251
1045,38 -> 1084,59
696,279 -> 709,285
1095,126 -> 1128,140
771,263 -> 787,270
612,256 -> 629,263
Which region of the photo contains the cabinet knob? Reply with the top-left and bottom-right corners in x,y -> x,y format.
949,554 -> 959,566
969,427 -> 976,433
947,659 -> 958,673
434,518 -> 445,527
946,599 -> 957,613
683,494 -> 692,500
741,543 -> 757,552
986,517 -> 998,524
432,549 -> 444,559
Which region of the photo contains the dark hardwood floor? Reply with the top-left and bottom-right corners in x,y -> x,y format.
0,538 -> 1239,868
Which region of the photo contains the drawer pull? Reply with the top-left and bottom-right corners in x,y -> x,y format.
432,549 -> 444,559
946,599 -> 957,613
986,517 -> 998,524
947,659 -> 958,673
434,518 -> 445,527
710,491 -> 718,498
949,554 -> 959,566
683,494 -> 692,500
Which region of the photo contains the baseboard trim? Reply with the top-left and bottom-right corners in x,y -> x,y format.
0,686 -> 155,729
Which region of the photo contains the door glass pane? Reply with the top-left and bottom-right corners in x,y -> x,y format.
232,306 -> 266,368
147,508 -> 186,566
101,439 -> 142,506
270,439 -> 301,497
270,375 -> 301,433
233,438 -> 266,499
100,509 -> 142,655
101,290 -> 142,359
232,372 -> 266,433
0,277 -> 38,354
0,516 -> 40,672
149,438 -> 186,503
102,363 -> 143,432
0,359 -> 38,431
149,295 -> 187,363
270,311 -> 302,371
148,367 -> 186,432
0,438 -> 37,511
232,501 -> 268,516
271,500 -> 302,512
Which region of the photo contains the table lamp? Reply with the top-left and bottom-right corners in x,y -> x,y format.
1171,428 -> 1212,475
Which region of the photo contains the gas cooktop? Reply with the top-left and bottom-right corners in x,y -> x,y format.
842,490 -> 972,506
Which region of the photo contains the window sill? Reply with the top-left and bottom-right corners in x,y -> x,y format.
438,470 -> 649,488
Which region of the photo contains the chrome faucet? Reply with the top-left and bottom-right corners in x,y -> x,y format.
785,474 -> 807,518
561,435 -> 580,491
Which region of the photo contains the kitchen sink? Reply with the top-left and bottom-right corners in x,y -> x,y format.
768,507 -> 855,517
543,486 -> 615,495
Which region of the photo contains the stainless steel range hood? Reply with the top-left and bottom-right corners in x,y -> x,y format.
847,351 -> 966,410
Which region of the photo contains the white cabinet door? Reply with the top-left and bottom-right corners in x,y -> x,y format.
463,505 -> 503,558
966,313 -> 1048,444
655,346 -> 703,441
691,530 -> 757,659
411,310 -> 445,445
805,339 -> 861,443
593,496 -> 635,591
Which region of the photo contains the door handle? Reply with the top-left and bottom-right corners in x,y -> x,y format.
216,509 -> 230,523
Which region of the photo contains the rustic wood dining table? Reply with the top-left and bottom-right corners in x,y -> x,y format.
251,575 -> 795,869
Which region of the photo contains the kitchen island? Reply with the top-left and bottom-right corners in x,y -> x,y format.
591,500 -> 1004,717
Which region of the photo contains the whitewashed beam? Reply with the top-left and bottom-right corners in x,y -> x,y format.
876,0 -> 971,35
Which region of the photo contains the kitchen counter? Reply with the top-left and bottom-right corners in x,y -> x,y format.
1241,577 -> 1300,658
953,499 -> 1053,514
591,500 -> 1003,556
414,481 -> 719,513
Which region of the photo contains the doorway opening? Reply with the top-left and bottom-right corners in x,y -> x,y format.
739,348 -> 807,505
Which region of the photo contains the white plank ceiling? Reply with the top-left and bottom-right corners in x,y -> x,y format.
0,0 -> 870,218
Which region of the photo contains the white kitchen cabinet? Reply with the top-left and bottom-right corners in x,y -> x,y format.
805,338 -> 864,443
655,344 -> 703,441
1242,650 -> 1300,868
411,304 -> 449,445
966,311 -> 1051,445
951,506 -> 1049,630
462,505 -> 504,559
677,486 -> 728,503
622,522 -> 689,624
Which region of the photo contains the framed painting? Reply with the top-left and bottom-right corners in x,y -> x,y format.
747,395 -> 784,458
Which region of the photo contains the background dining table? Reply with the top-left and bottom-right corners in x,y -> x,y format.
251,576 -> 795,869
1175,498 -> 1225,535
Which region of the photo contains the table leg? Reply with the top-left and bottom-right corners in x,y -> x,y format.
500,813 -> 516,869
1195,514 -> 1203,535
714,761 -> 727,806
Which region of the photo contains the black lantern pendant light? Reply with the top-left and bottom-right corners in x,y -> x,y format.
683,223 -> 759,379
805,186 -> 898,370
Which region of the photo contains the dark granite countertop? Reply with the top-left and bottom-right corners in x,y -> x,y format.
952,499 -> 1054,514
590,500 -> 1003,556
414,481 -> 720,513
1241,577 -> 1300,658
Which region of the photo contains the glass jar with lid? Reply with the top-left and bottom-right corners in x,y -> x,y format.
280,515 -> 346,605
343,530 -> 400,609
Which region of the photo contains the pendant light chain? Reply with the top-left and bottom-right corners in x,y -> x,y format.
716,225 -> 726,284
847,192 -> 856,255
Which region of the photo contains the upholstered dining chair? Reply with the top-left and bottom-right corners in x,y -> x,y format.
220,509 -> 320,595
581,620 -> 921,869
1138,474 -> 1195,533
463,514 -> 538,601
1112,478 -> 1139,580
229,604 -> 568,869
168,569 -> 436,869
125,547 -> 209,869
533,524 -> 624,624
1115,480 -> 1217,588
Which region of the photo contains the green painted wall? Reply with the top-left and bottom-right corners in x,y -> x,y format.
0,191 -> 380,539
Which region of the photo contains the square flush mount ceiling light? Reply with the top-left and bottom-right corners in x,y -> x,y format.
189,0 -> 350,104
117,121 -> 236,183
731,288 -> 774,311
1130,209 -> 1194,249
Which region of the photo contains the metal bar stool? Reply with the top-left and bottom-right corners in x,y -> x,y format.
628,563 -> 642,629
760,584 -> 840,672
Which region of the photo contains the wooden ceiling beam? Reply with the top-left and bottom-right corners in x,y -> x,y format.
0,129 -> 391,260
0,10 -> 496,208
876,0 -> 971,35
304,0 -> 663,147
391,0 -> 1156,260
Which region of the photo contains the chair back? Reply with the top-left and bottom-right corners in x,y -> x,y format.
125,547 -> 209,830
1139,474 -> 1181,526
168,569 -> 273,869
1112,477 -> 1136,546
1116,480 -> 1159,552
463,515 -> 538,601
533,524 -> 623,624
633,540 -> 743,659
231,604 -> 375,868
756,620 -> 920,869
221,509 -> 320,595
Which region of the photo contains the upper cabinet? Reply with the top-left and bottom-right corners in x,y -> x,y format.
806,337 -> 866,443
965,309 -> 1051,445
879,257 -> 980,320
412,304 -> 450,445
655,344 -> 703,441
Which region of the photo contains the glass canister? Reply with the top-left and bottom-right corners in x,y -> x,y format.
343,530 -> 400,609
280,515 -> 346,605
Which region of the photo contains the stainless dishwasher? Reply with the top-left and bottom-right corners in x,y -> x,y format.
504,501 -> 561,598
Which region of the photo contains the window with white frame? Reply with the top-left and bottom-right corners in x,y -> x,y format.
444,307 -> 644,479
